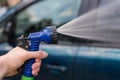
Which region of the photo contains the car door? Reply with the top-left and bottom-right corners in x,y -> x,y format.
75,0 -> 120,80
8,0 -> 82,80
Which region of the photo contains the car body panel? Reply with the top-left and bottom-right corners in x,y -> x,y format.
76,46 -> 120,80
37,45 -> 79,80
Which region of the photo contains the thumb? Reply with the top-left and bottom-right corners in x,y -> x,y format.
26,51 -> 48,60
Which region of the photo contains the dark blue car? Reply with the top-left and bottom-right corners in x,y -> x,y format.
0,0 -> 120,80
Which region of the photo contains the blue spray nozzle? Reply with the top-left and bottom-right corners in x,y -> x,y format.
21,26 -> 58,79
28,26 -> 58,44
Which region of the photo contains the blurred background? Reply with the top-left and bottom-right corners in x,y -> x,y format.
0,0 -> 120,80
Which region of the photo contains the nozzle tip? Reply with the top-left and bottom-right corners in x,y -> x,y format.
49,26 -> 58,44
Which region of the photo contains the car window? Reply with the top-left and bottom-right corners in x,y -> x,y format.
16,0 -> 82,45
90,0 -> 120,48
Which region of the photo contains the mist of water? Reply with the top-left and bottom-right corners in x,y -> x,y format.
57,0 -> 120,44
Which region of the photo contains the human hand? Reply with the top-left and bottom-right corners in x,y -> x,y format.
0,46 -> 48,78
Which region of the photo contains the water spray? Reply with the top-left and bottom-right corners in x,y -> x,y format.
57,0 -> 120,44
17,26 -> 58,80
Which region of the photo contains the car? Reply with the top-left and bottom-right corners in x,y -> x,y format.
0,0 -> 120,80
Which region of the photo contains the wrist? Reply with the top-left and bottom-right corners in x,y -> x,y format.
0,56 -> 8,79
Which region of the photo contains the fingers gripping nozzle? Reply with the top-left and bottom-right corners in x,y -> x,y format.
17,26 -> 58,80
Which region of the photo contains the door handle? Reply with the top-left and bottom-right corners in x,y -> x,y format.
45,64 -> 67,74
